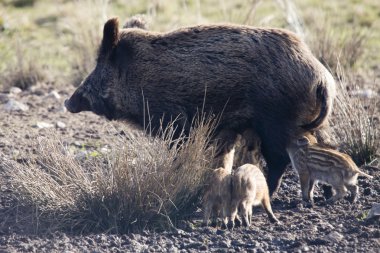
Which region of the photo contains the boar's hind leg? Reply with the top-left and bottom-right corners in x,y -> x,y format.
262,148 -> 290,197
258,125 -> 290,196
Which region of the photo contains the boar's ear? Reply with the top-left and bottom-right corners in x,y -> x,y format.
99,18 -> 119,57
297,136 -> 310,147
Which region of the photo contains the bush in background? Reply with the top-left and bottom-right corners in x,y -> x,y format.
1,42 -> 46,91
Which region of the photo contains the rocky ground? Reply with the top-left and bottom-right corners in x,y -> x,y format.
0,82 -> 379,252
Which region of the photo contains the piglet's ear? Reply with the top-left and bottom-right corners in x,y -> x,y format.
100,18 -> 119,57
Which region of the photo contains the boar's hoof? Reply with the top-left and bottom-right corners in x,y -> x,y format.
302,200 -> 314,208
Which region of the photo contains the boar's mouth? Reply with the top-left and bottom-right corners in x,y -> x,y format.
64,93 -> 91,113
65,93 -> 117,121
91,98 -> 117,120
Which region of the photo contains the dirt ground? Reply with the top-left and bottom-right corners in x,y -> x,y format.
0,82 -> 379,252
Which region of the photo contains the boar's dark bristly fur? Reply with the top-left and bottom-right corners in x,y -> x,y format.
65,18 -> 336,195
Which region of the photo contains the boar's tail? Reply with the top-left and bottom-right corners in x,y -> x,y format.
301,84 -> 331,131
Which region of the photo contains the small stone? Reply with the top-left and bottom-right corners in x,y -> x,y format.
58,105 -> 67,113
94,234 -> 108,243
350,89 -> 378,98
47,90 -> 61,100
75,151 -> 88,160
218,240 -> 231,248
367,203 -> 380,220
3,99 -> 29,112
309,238 -> 328,246
56,121 -> 66,129
168,246 -> 179,253
255,247 -> 265,253
35,121 -> 54,129
129,233 -> 141,241
360,232 -> 369,238
73,141 -> 82,147
185,242 -> 203,249
0,93 -> 9,104
363,188 -> 372,196
201,227 -> 214,234
31,87 -> 44,96
320,222 -> 334,231
86,237 -> 96,246
9,87 -> 22,95
325,231 -> 344,243
216,229 -> 226,235
231,239 -> 245,246
174,229 -> 187,236
199,244 -> 208,251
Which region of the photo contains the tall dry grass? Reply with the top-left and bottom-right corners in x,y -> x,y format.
1,116 -> 216,233
330,64 -> 379,166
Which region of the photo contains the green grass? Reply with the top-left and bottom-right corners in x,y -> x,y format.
1,0 -> 378,89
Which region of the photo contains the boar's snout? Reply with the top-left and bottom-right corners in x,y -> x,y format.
64,90 -> 91,113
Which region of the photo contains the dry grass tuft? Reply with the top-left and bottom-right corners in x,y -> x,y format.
330,65 -> 379,166
2,116 -> 216,233
2,63 -> 46,91
1,41 -> 46,91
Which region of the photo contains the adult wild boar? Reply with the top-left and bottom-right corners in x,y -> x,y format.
65,18 -> 336,195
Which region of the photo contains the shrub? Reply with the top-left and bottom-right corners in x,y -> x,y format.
2,116 -> 216,233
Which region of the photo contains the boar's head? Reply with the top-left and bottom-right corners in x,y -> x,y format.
65,18 -> 126,120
